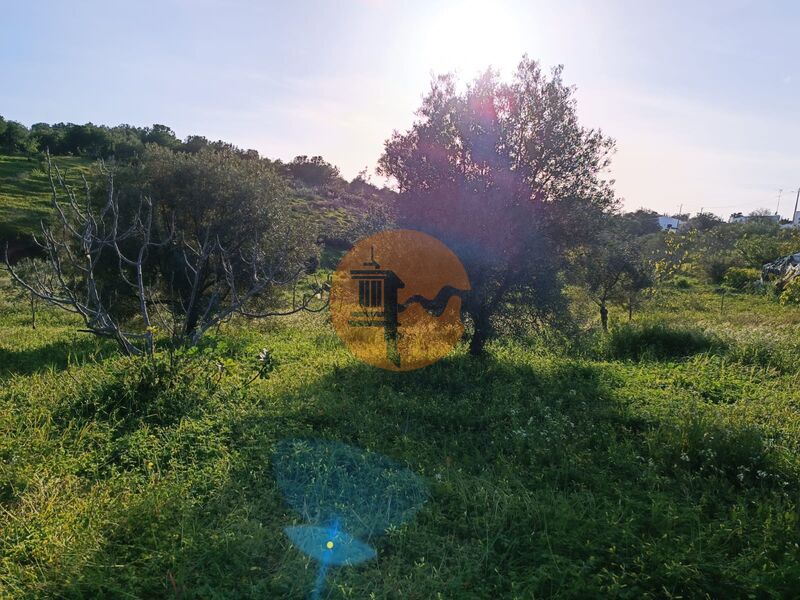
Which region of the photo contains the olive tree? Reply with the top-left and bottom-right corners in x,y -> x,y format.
572,217 -> 653,331
378,57 -> 616,354
5,151 -> 326,355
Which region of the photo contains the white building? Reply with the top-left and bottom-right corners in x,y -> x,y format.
728,213 -> 781,224
780,211 -> 800,229
657,215 -> 684,231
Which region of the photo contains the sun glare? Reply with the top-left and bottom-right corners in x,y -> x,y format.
420,1 -> 527,78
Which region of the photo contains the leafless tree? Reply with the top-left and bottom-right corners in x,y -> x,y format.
5,155 -> 328,356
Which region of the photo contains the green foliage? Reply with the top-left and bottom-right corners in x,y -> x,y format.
723,267 -> 761,291
704,254 -> 739,284
285,155 -> 341,187
603,322 -> 721,360
619,209 -> 662,236
379,60 -> 615,353
649,229 -> 696,282
1,115 -> 264,161
0,116 -> 35,154
571,214 -> 654,329
735,233 -> 787,267
686,211 -> 724,232
674,277 -> 692,289
779,277 -> 800,306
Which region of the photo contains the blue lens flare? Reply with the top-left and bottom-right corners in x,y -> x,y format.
284,525 -> 377,566
273,439 -> 429,598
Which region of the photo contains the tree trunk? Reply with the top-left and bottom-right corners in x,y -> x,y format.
600,302 -> 609,332
469,313 -> 491,356
30,291 -> 36,330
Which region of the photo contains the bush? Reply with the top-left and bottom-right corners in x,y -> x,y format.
604,323 -> 721,360
52,350 -> 231,429
704,256 -> 739,284
674,277 -> 692,289
723,267 -> 761,291
779,277 -> 800,305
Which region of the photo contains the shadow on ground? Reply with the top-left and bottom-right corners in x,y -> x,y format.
33,351 -> 799,599
0,335 -> 116,377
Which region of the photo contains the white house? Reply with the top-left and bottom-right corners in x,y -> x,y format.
657,215 -> 684,231
729,212 -> 780,224
780,211 -> 800,229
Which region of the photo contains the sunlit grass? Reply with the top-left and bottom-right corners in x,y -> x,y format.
0,155 -> 93,244
1,268 -> 800,597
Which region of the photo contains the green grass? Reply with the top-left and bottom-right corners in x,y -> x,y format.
1,161 -> 800,597
2,267 -> 800,598
0,155 -> 93,246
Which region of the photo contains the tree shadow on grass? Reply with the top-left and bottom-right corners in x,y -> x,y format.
47,352 -> 799,599
0,336 -> 117,377
51,353 -> 625,598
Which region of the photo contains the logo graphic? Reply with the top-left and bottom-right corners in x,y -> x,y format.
331,229 -> 470,371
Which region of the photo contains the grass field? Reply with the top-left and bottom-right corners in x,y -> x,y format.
2,264 -> 800,598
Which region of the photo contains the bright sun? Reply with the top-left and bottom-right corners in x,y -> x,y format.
420,1 -> 527,78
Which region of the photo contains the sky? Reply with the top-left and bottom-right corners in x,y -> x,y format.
2,0 -> 799,218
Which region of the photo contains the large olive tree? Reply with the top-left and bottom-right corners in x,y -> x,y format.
378,57 -> 616,354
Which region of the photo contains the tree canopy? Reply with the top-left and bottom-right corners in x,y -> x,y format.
379,57 -> 616,353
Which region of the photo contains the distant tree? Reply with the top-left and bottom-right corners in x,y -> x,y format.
142,124 -> 180,149
621,209 -> 661,236
620,251 -> 654,321
379,58 -> 616,354
749,207 -> 775,218
109,124 -> 147,160
287,155 -> 341,187
30,122 -> 65,154
573,217 -> 651,331
62,123 -> 114,157
181,135 -> 210,154
686,211 -> 723,232
0,117 -> 33,154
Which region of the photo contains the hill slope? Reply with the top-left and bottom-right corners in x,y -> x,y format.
0,155 -> 92,249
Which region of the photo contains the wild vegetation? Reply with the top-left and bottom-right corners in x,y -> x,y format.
2,60 -> 800,598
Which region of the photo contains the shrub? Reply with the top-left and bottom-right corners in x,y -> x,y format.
52,350 -> 231,429
723,267 -> 761,291
779,277 -> 800,305
604,323 -> 721,360
704,256 -> 738,284
674,277 -> 691,289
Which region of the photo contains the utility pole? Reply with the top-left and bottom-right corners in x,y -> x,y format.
776,189 -> 783,216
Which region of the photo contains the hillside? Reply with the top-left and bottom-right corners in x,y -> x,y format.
0,153 -> 387,265
0,155 -> 93,252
